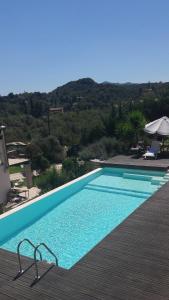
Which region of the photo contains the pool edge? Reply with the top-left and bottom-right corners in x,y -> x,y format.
0,167 -> 102,220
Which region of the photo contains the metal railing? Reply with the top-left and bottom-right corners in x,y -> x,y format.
16,239 -> 58,282
17,239 -> 42,275
34,243 -> 58,280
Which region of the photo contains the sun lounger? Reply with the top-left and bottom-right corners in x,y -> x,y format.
143,140 -> 161,159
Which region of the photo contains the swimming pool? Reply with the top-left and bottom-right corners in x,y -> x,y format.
0,167 -> 168,269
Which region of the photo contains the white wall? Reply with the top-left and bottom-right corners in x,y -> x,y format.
0,133 -> 11,204
0,165 -> 10,204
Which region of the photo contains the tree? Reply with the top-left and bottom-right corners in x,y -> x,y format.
62,158 -> 80,179
117,110 -> 146,146
34,168 -> 66,193
128,110 -> 146,143
102,104 -> 117,136
38,136 -> 65,163
26,144 -> 50,171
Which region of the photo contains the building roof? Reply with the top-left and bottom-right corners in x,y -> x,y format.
6,142 -> 27,147
8,158 -> 29,166
49,107 -> 64,112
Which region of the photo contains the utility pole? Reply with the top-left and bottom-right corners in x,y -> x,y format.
47,106 -> 50,135
47,106 -> 64,136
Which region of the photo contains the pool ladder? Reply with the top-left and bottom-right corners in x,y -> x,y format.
16,238 -> 58,281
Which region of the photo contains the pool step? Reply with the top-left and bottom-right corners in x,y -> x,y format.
123,173 -> 152,181
159,174 -> 169,185
122,172 -> 169,187
151,176 -> 164,185
159,179 -> 169,186
85,184 -> 152,199
87,183 -> 152,196
162,178 -> 169,182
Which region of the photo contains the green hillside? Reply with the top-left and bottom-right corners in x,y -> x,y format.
1,78 -> 169,169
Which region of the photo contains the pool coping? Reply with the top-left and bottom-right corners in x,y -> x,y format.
100,161 -> 168,171
0,168 -> 102,220
92,155 -> 169,171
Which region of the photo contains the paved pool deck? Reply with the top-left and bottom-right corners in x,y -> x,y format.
92,155 -> 169,171
1,165 -> 169,299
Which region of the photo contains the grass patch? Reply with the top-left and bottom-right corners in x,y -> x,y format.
9,165 -> 22,174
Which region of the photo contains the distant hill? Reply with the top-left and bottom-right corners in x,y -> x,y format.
1,78 -> 169,114
1,78 -> 169,143
49,78 -> 169,110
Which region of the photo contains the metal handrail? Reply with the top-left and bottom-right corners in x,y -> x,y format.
17,239 -> 42,275
34,243 -> 58,280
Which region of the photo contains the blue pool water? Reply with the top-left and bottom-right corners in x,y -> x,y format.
0,167 -> 167,269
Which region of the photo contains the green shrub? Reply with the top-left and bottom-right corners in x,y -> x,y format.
79,137 -> 120,160
34,168 -> 67,193
34,160 -> 94,194
62,158 -> 93,179
27,135 -> 65,171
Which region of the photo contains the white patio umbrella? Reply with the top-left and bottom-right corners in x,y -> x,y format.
144,116 -> 169,136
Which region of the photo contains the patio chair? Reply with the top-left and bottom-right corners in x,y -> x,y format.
143,140 -> 161,160
130,141 -> 144,158
7,188 -> 27,203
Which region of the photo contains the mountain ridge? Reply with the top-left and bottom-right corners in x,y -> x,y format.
1,77 -> 169,97
1,77 -> 169,114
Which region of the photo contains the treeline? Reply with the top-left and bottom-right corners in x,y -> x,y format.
1,78 -> 169,169
1,78 -> 169,117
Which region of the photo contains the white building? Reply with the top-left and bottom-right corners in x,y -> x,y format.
0,126 -> 11,204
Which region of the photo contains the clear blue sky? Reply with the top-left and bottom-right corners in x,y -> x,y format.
0,0 -> 169,95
